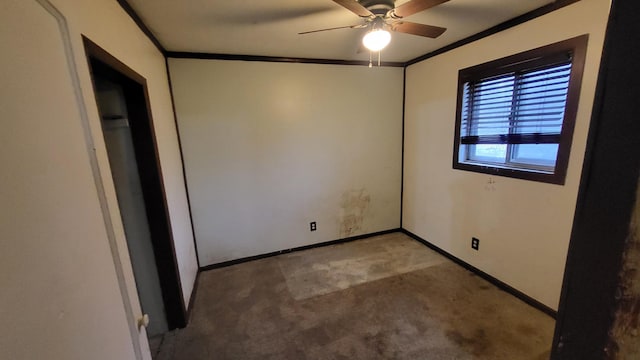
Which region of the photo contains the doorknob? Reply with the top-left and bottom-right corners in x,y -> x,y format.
137,314 -> 150,330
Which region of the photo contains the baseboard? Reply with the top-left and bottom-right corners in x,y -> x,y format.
185,270 -> 200,323
199,228 -> 402,272
400,228 -> 558,319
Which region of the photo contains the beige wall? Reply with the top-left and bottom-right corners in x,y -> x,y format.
403,0 -> 610,309
0,0 -> 197,359
169,59 -> 403,266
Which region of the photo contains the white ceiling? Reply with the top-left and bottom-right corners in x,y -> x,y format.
127,0 -> 556,63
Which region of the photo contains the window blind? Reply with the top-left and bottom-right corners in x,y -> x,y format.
460,61 -> 572,145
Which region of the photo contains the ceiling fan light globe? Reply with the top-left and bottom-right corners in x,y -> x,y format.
362,29 -> 391,51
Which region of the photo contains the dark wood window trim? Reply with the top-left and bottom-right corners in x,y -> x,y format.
452,34 -> 589,185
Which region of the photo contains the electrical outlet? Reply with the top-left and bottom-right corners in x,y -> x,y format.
310,222 -> 317,231
471,237 -> 479,250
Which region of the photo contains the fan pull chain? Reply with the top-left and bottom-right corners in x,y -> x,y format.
368,51 -> 383,68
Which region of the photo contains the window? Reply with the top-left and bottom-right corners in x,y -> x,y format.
453,35 -> 588,184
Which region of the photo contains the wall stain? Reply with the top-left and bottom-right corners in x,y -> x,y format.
339,189 -> 370,238
606,178 -> 640,359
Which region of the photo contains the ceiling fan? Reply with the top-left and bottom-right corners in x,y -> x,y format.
299,0 -> 449,55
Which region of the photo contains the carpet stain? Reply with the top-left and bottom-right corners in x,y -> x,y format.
446,329 -> 489,356
278,233 -> 447,300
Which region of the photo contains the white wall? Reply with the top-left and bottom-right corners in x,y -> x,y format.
169,59 -> 403,266
0,0 -> 197,359
403,0 -> 610,309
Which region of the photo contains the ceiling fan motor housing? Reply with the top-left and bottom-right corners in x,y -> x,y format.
359,0 -> 395,16
299,0 -> 447,40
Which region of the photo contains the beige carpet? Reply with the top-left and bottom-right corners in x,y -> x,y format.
154,232 -> 554,359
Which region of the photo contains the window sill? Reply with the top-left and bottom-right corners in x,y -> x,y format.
453,161 -> 566,185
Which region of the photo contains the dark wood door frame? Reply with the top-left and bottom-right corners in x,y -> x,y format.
83,36 -> 187,329
552,0 -> 640,358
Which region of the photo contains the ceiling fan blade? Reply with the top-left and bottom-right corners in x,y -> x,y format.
391,0 -> 449,19
332,0 -> 373,17
390,21 -> 446,38
299,24 -> 365,35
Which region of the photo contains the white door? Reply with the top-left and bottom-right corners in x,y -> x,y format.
0,0 -> 150,359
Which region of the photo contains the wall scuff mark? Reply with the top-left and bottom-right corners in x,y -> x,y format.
607,177 -> 640,359
339,189 -> 371,237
